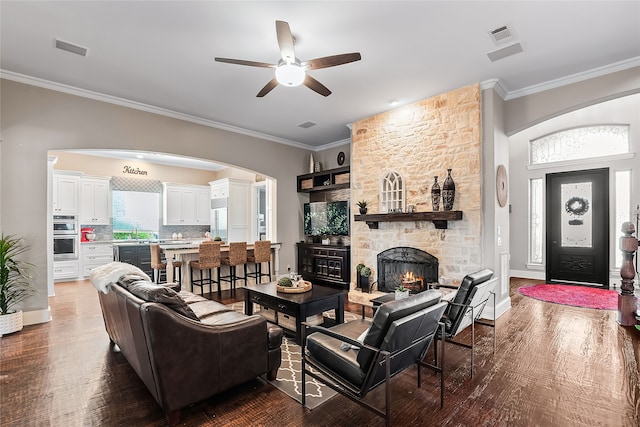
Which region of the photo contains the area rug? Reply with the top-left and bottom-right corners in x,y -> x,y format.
227,302 -> 362,409
518,284 -> 618,310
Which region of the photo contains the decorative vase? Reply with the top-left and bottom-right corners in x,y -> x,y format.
442,168 -> 456,211
359,207 -> 368,215
0,310 -> 23,337
309,153 -> 315,173
431,176 -> 441,211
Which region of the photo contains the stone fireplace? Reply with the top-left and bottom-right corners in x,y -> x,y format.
377,247 -> 439,293
350,83 -> 483,289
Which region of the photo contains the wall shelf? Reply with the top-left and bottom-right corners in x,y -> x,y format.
297,166 -> 350,193
354,211 -> 463,230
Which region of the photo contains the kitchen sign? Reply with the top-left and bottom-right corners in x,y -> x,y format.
122,165 -> 148,176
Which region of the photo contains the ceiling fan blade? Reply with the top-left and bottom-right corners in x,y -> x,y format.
257,78 -> 279,97
215,57 -> 275,68
275,20 -> 296,62
304,75 -> 331,97
305,53 -> 362,70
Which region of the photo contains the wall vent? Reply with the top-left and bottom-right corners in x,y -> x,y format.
298,121 -> 317,129
55,39 -> 88,57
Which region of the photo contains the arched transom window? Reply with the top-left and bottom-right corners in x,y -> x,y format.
380,171 -> 405,213
530,125 -> 629,165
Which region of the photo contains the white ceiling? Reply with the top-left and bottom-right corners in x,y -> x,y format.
2,1 -> 640,153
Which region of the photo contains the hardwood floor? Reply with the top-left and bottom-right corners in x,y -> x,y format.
1,278 -> 638,426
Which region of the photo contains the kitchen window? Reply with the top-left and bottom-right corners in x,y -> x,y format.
112,190 -> 160,239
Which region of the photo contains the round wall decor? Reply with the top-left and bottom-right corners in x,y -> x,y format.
337,151 -> 345,166
496,164 -> 508,207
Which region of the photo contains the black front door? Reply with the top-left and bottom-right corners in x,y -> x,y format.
546,168 -> 609,288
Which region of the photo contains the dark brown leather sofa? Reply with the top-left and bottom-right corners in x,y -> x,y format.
96,273 -> 283,425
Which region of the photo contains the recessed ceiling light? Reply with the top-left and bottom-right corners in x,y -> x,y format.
136,154 -> 144,159
390,100 -> 399,106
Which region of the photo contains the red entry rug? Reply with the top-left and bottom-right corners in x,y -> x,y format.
518,284 -> 619,310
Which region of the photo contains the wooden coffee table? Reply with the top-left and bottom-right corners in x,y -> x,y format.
245,282 -> 345,344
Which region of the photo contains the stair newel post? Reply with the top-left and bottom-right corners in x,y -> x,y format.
618,221 -> 638,326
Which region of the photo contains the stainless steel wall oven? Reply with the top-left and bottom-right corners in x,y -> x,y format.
53,215 -> 78,260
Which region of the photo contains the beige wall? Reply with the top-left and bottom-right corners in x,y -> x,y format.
1,79 -> 312,320
481,87 -> 511,315
49,151 -> 223,184
504,66 -> 640,136
351,84 -> 483,286
313,142 -> 351,172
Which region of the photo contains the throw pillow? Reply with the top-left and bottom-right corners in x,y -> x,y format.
126,281 -> 199,321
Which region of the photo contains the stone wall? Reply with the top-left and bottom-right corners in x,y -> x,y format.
351,84 -> 482,289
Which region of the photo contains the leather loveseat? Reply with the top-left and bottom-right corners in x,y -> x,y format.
92,264 -> 283,425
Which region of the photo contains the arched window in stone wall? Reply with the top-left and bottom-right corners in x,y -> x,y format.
380,171 -> 405,213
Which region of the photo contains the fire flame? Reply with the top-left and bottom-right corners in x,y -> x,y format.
402,271 -> 424,283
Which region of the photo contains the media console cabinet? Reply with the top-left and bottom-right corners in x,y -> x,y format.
297,243 -> 350,289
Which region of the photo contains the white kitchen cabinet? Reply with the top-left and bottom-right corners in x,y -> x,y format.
209,178 -> 251,242
53,173 -> 80,215
53,260 -> 80,280
163,183 -> 209,225
81,242 -> 114,276
210,182 -> 229,199
195,187 -> 211,225
80,176 -> 111,225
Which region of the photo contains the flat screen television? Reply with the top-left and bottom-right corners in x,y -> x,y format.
304,201 -> 349,236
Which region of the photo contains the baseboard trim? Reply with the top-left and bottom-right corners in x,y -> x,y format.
482,296 -> 511,320
510,269 -> 545,280
22,307 -> 52,326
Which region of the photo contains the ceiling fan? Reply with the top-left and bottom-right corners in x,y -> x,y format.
215,20 -> 361,97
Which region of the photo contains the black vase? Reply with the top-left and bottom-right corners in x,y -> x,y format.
359,207 -> 367,215
442,169 -> 455,211
431,176 -> 441,211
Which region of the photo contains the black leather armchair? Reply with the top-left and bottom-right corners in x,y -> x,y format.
301,290 -> 447,427
436,268 -> 496,377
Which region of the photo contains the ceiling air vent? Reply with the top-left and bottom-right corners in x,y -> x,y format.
55,39 -> 88,57
298,121 -> 317,129
486,42 -> 523,62
489,25 -> 514,45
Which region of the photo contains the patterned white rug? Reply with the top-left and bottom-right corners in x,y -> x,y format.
227,302 -> 361,409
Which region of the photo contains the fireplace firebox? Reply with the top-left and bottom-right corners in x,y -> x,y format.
377,247 -> 438,293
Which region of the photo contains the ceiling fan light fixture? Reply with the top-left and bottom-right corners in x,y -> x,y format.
275,62 -> 305,87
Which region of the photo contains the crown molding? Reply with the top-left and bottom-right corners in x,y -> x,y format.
480,78 -> 508,99
0,70 -> 315,150
504,57 -> 640,100
313,137 -> 351,152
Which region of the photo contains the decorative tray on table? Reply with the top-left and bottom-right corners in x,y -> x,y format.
276,279 -> 313,293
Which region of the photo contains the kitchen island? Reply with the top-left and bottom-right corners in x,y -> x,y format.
160,242 -> 281,292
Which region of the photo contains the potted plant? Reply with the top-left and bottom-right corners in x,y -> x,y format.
357,200 -> 368,215
0,234 -> 37,336
395,284 -> 410,300
360,266 -> 372,293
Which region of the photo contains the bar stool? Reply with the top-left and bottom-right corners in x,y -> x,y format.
189,242 -> 221,297
150,244 -> 182,285
220,242 -> 248,291
247,240 -> 272,284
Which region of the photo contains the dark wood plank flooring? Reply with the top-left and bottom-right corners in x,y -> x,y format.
1,278 -> 638,426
